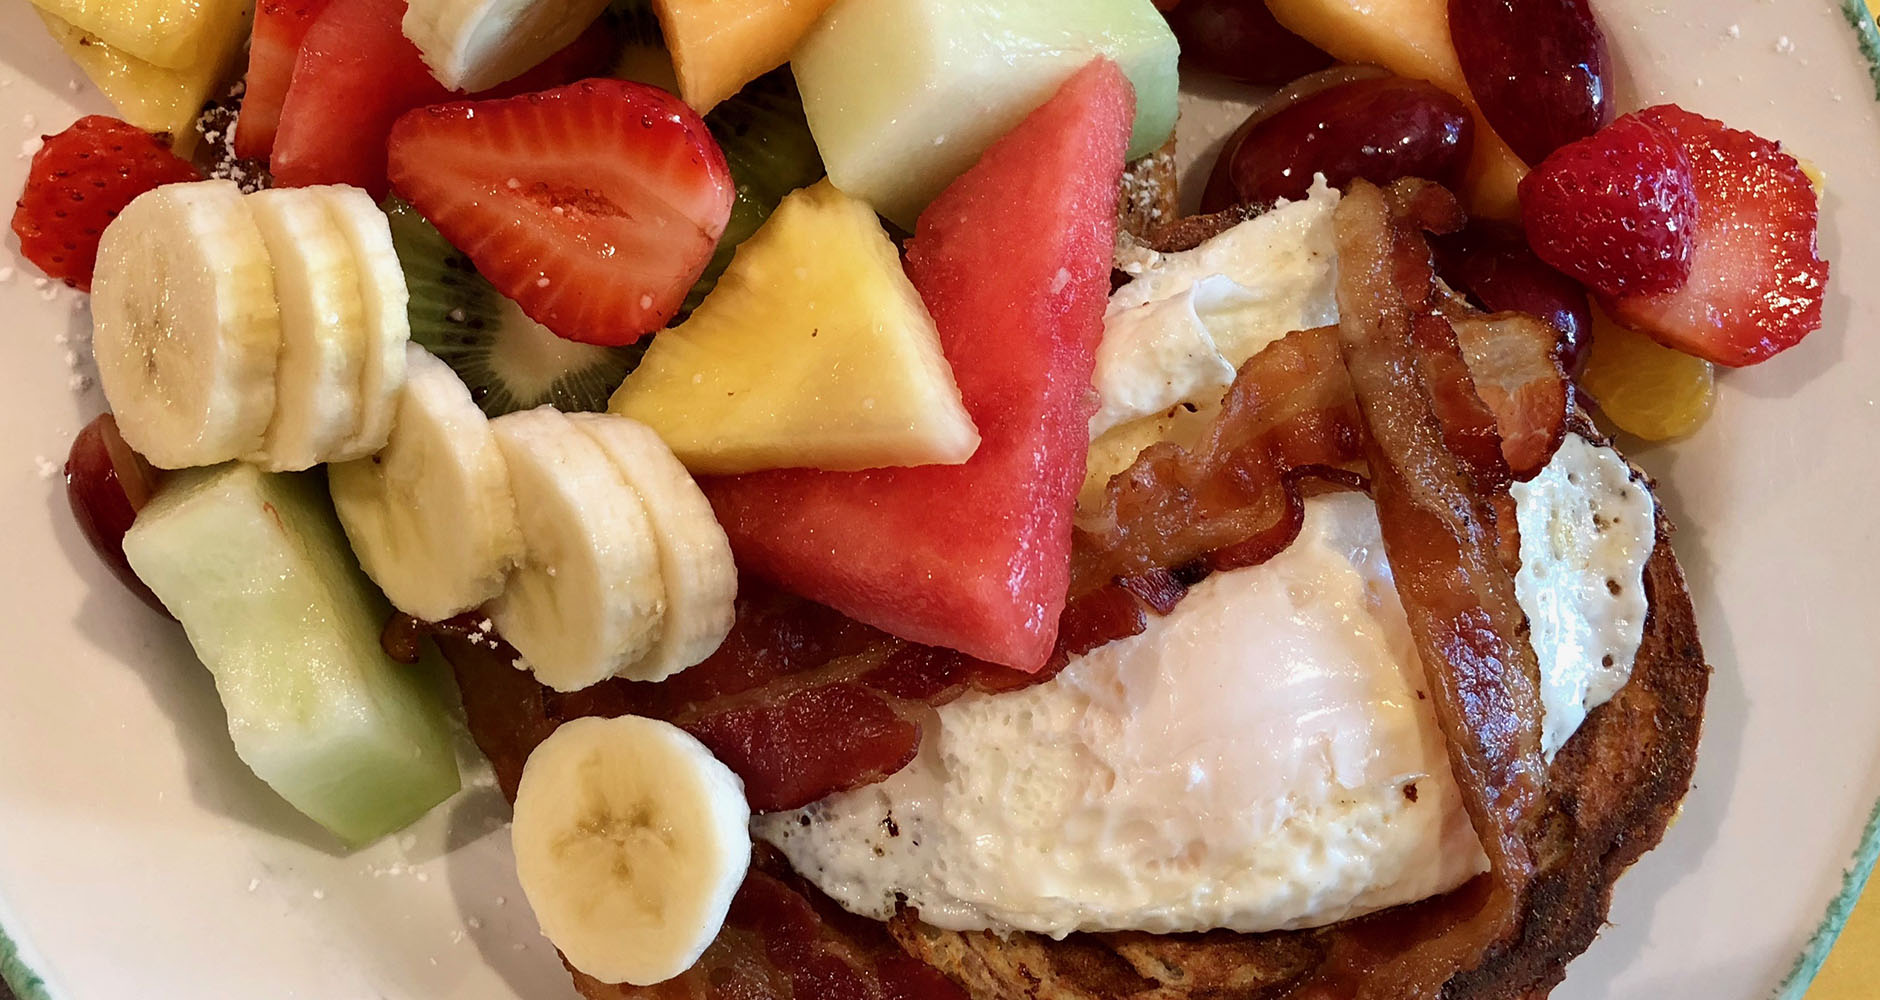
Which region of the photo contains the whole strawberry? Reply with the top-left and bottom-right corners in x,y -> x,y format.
1518,113 -> 1698,298
11,116 -> 203,292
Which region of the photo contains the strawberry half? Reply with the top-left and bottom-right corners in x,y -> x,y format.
270,0 -> 452,196
11,116 -> 202,291
232,0 -> 334,162
1518,113 -> 1698,297
1601,105 -> 1828,367
387,80 -> 735,346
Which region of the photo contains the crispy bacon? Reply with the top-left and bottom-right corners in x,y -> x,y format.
1072,325 -> 1368,596
1294,178 -> 1550,997
442,580 -> 1147,811
1450,312 -> 1572,480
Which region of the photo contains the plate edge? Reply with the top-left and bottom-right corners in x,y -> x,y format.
1767,9 -> 1880,994
1840,0 -> 1880,99
0,915 -> 52,1000
1773,794 -> 1880,999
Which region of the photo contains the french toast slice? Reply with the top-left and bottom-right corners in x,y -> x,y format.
447,180 -> 1706,1000
885,478 -> 1706,999
447,441 -> 1705,1000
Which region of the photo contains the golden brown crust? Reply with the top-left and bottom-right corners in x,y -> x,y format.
1443,503 -> 1706,999
1142,203 -> 1267,254
888,480 -> 1707,1000
1118,136 -> 1181,241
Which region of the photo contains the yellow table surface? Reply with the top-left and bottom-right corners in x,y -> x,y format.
1811,880 -> 1880,997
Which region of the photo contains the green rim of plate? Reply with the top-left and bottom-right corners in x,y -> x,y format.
1777,795 -> 1880,998
1841,0 -> 1880,99
0,916 -> 51,1000
1783,17 -> 1880,997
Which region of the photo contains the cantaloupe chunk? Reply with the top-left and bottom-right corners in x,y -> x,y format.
1266,0 -> 1529,219
651,0 -> 840,113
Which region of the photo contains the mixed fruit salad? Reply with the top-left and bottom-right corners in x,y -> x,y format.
9,0 -> 1828,993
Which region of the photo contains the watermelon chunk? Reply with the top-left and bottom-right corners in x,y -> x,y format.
234,0 -> 335,163
271,0 -> 452,196
700,60 -> 1133,671
269,5 -> 619,196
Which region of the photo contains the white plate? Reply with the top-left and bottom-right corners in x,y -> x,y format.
3,2 -> 1879,997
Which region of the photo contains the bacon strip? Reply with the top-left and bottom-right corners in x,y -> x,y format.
1304,178 -> 1549,997
1072,324 -> 1368,596
442,580 -> 1148,811
1450,312 -> 1571,480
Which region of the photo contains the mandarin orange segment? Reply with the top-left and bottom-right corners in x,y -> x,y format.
1580,309 -> 1716,440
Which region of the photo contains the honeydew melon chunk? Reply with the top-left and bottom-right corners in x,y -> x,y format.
123,464 -> 461,847
790,0 -> 1176,229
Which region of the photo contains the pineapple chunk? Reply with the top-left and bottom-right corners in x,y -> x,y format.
610,180 -> 979,476
1265,0 -> 1528,219
26,0 -> 248,70
791,0 -> 1178,229
652,0 -> 840,113
35,8 -> 250,154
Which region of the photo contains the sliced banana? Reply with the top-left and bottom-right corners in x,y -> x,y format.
402,0 -> 612,92
330,345 -> 523,622
567,413 -> 736,682
316,185 -> 412,461
91,180 -> 282,470
245,187 -> 367,472
487,407 -> 667,692
513,715 -> 751,987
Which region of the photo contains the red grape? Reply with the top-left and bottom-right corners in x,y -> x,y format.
1449,0 -> 1612,166
1163,0 -> 1333,85
1433,221 -> 1594,376
1201,74 -> 1474,212
65,413 -> 168,614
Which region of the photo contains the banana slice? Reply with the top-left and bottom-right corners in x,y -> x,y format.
402,0 -> 611,92
245,187 -> 367,472
92,180 -> 282,470
316,185 -> 412,461
487,407 -> 666,692
567,413 -> 736,682
513,715 -> 751,987
329,345 -> 523,622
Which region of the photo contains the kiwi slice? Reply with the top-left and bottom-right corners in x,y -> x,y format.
607,0 -> 679,94
383,199 -> 643,417
685,69 -> 828,316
